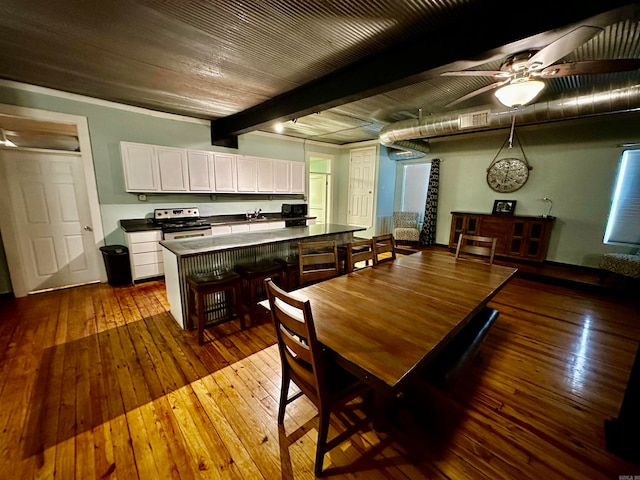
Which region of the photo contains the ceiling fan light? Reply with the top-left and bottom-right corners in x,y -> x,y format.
494,80 -> 545,107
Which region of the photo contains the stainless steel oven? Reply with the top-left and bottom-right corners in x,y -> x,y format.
153,207 -> 212,240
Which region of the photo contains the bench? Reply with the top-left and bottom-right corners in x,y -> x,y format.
421,306 -> 499,392
599,253 -> 640,280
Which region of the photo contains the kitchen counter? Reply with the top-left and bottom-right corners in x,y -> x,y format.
160,223 -> 365,330
160,223 -> 363,257
119,213 -> 314,232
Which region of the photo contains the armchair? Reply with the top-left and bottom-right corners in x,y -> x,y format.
393,211 -> 420,245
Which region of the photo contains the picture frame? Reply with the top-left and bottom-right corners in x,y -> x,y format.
492,199 -> 517,215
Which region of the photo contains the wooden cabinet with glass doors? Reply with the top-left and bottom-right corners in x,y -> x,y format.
449,212 -> 554,263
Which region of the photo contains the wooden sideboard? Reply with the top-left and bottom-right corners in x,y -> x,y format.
449,212 -> 555,263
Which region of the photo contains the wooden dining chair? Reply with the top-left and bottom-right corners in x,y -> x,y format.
455,234 -> 497,264
372,233 -> 397,265
265,279 -> 372,477
345,238 -> 375,273
298,240 -> 340,286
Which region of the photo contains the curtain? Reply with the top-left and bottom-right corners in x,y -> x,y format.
420,158 -> 440,245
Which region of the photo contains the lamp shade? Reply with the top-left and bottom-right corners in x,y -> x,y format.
494,80 -> 545,107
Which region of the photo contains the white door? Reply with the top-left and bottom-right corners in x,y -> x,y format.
347,147 -> 376,227
309,173 -> 328,224
0,149 -> 101,293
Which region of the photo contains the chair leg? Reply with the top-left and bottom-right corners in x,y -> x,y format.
278,375 -> 290,424
196,290 -> 205,345
235,283 -> 246,330
315,408 -> 330,477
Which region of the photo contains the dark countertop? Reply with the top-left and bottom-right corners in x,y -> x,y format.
159,223 -> 365,257
119,212 -> 315,232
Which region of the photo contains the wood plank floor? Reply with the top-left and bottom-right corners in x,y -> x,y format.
1,270 -> 639,478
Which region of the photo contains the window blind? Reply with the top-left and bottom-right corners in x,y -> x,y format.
604,149 -> 640,246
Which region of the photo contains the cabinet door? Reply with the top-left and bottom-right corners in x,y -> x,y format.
157,147 -> 189,192
212,153 -> 237,192
236,156 -> 257,192
187,150 -> 213,191
291,161 -> 306,194
256,157 -> 274,192
273,160 -> 291,193
121,142 -> 159,192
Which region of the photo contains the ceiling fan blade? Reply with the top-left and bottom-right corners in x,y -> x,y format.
441,70 -> 507,78
538,59 -> 640,77
527,25 -> 603,70
445,81 -> 506,108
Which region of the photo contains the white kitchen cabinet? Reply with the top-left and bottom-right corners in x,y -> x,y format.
236,155 -> 257,192
121,142 -> 160,192
256,157 -> 274,192
157,147 -> 189,192
291,161 -> 306,194
273,160 -> 291,193
211,225 -> 232,235
125,230 -> 164,281
249,220 -> 286,231
187,150 -> 214,191
231,224 -> 251,233
212,153 -> 237,192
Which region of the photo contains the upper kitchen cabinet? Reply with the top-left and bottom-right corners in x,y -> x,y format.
212,152 -> 237,192
121,142 -> 160,192
236,155 -> 258,192
186,150 -> 214,191
121,141 -> 306,195
157,147 -> 189,192
291,162 -> 306,194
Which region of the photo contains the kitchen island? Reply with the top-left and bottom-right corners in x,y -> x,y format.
160,223 -> 365,329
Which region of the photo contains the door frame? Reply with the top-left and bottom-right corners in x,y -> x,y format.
307,152 -> 334,224
0,104 -> 105,296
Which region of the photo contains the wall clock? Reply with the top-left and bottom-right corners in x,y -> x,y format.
486,157 -> 531,193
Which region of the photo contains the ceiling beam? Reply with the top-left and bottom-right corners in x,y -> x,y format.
211,1 -> 638,147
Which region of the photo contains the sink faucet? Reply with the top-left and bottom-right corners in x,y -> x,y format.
254,208 -> 262,217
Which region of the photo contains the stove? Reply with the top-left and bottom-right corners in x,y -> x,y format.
153,207 -> 212,240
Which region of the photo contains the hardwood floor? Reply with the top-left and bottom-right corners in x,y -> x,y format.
1,270 -> 639,478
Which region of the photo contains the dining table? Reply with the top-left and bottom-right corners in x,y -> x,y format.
269,250 -> 518,396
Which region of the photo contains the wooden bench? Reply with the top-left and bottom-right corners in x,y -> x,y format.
421,306 -> 499,392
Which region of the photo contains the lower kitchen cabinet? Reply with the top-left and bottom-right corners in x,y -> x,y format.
125,230 -> 164,281
449,212 -> 554,263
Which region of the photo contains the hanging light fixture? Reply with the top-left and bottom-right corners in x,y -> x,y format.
494,78 -> 545,107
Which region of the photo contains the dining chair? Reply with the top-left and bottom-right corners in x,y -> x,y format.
455,234 -> 497,264
345,238 -> 375,273
372,233 -> 397,265
264,279 -> 372,477
298,240 -> 340,286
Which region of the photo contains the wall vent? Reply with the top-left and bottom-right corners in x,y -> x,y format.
458,110 -> 490,129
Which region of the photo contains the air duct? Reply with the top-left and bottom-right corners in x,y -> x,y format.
379,80 -> 640,157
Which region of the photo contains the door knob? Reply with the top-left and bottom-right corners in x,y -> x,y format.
84,225 -> 93,231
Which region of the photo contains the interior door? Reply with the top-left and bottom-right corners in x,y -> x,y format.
347,147 -> 376,227
0,149 -> 101,293
309,173 -> 328,224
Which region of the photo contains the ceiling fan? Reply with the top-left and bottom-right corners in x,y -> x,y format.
442,25 -> 640,108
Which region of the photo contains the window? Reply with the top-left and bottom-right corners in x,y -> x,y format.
604,149 -> 640,246
401,163 -> 431,220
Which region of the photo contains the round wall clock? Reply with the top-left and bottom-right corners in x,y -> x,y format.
486,157 -> 531,193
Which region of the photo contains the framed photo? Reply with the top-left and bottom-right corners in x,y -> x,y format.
492,199 -> 517,215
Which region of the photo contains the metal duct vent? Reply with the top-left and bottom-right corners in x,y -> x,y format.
458,110 -> 490,129
379,80 -> 640,157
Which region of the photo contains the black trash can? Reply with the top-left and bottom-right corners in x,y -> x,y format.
100,245 -> 132,286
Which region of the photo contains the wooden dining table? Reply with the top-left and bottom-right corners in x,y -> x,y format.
272,251 -> 518,395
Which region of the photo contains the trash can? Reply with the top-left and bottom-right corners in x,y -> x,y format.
100,245 -> 132,286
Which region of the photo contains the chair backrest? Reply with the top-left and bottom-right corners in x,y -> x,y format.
393,211 -> 419,228
455,234 -> 497,264
298,240 -> 340,286
345,238 -> 375,273
265,278 -> 326,407
372,233 -> 397,265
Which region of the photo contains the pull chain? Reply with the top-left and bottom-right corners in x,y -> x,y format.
508,112 -> 516,148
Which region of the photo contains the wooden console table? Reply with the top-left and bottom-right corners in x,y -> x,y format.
449,212 -> 554,263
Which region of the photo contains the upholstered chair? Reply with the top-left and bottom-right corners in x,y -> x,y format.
393,211 -> 420,245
